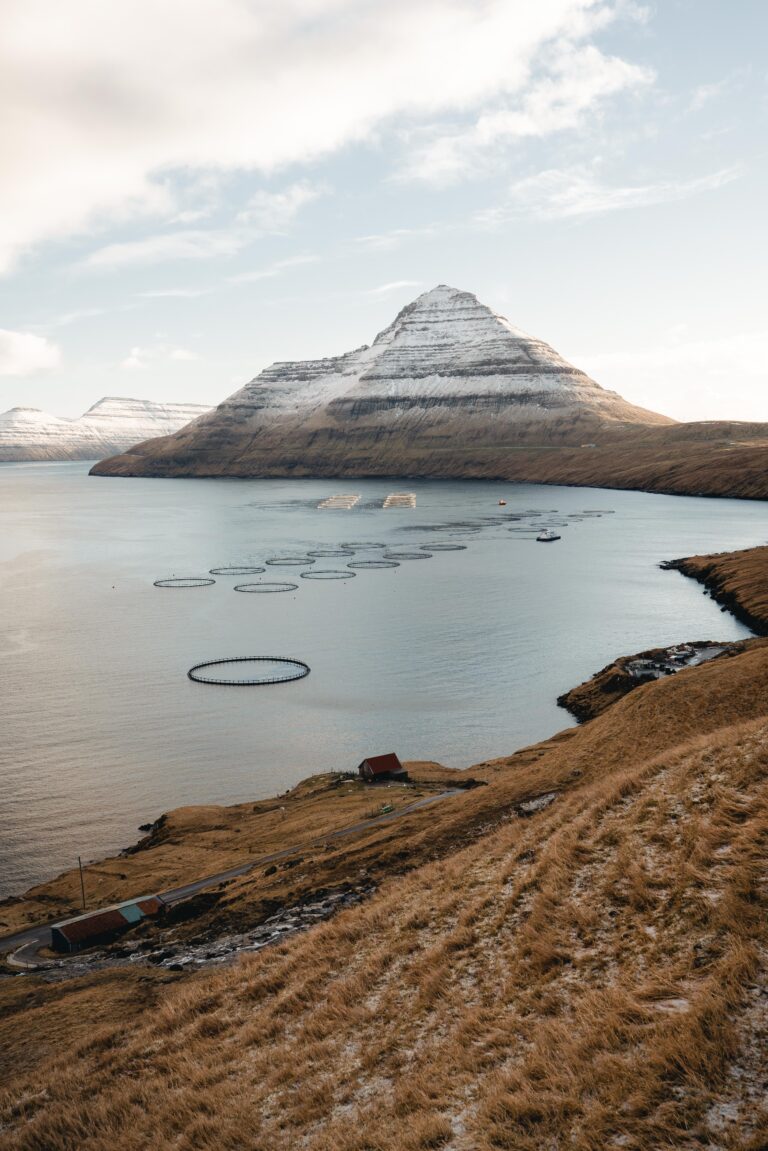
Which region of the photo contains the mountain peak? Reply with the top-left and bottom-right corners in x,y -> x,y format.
92,285 -> 673,478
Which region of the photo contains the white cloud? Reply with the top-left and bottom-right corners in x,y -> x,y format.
0,329 -> 61,376
229,254 -> 319,285
0,0 -> 643,272
237,182 -> 327,230
354,227 -> 439,252
121,345 -> 199,370
86,229 -> 246,269
365,280 -> 423,295
50,307 -> 109,327
405,45 -> 653,182
137,287 -> 213,299
478,164 -> 741,223
575,330 -> 768,421
688,79 -> 728,113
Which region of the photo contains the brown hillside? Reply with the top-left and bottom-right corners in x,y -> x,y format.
91,421 -> 768,501
2,622 -> 768,1147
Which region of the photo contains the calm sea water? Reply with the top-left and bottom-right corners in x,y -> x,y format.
1,462 -> 765,897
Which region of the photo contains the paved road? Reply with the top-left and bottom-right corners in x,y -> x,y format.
1,788 -> 462,968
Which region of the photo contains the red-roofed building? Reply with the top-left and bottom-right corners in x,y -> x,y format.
357,752 -> 408,783
50,894 -> 166,953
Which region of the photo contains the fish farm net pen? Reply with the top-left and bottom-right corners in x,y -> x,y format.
339,541 -> 387,549
209,566 -> 266,575
347,560 -> 400,569
306,548 -> 355,557
153,577 -> 216,588
300,569 -> 357,580
422,543 -> 467,551
382,551 -> 433,561
233,582 -> 299,593
188,657 -> 310,685
265,557 -> 316,566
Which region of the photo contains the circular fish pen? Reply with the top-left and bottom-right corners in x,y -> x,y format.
383,551 -> 432,561
209,566 -> 265,576
347,559 -> 399,569
265,557 -> 315,567
188,657 -> 310,685
233,581 -> 298,593
300,569 -> 356,580
154,577 -> 216,588
307,548 -> 354,558
339,541 -> 387,550
422,543 -> 466,551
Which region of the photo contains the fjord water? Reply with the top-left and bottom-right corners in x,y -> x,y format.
1,463 -> 765,897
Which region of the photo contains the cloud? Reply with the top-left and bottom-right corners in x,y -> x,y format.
49,307 -> 109,327
477,164 -> 741,223
354,227 -> 439,252
0,329 -> 61,376
0,0 -> 645,271
688,79 -> 729,113
137,287 -> 214,299
229,254 -> 319,285
85,229 -> 247,269
121,344 -> 199,370
365,280 -> 423,295
404,45 -> 653,182
237,181 -> 327,230
575,330 -> 768,421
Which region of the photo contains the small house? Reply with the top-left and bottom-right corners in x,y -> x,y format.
50,895 -> 166,953
358,752 -> 408,783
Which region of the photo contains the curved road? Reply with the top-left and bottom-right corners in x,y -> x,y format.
1,788 -> 462,969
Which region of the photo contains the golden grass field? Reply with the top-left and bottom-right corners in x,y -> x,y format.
1,548 -> 768,1149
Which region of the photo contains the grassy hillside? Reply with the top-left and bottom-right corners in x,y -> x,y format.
2,549 -> 768,1149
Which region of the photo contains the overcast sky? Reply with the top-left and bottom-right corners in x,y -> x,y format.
1,0 -> 766,421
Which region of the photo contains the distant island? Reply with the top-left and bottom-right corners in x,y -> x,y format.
91,285 -> 768,500
0,397 -> 210,462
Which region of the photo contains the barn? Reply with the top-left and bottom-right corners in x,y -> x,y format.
50,895 -> 167,953
357,752 -> 408,783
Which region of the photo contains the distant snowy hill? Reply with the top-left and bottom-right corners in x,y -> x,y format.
92,285 -> 672,478
0,397 -> 210,461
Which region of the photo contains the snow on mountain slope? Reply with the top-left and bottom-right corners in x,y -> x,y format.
92,286 -> 673,478
0,397 -> 210,461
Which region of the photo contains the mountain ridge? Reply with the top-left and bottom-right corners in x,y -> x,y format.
92,285 -> 674,479
0,396 -> 210,462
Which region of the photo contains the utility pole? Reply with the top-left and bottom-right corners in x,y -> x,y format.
78,856 -> 86,911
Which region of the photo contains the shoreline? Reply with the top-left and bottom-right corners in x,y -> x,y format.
5,545 -> 768,1144
4,542 -> 768,950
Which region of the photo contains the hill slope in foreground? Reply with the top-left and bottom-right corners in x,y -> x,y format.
92,285 -> 768,500
0,397 -> 210,462
2,547 -> 768,1149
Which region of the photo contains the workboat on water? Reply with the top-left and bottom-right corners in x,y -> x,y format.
536,528 -> 561,542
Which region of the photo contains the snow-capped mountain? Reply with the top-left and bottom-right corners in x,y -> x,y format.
92,286 -> 672,478
0,397 -> 210,461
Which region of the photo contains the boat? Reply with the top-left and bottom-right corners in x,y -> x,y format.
498,499 -> 506,506
536,528 -> 561,542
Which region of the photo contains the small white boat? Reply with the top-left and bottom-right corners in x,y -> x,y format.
536,528 -> 561,542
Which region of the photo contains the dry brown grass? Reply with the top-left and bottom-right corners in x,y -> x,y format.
0,764 -> 462,937
2,629 -> 768,1149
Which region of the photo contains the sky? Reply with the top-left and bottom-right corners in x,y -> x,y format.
0,0 -> 766,422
